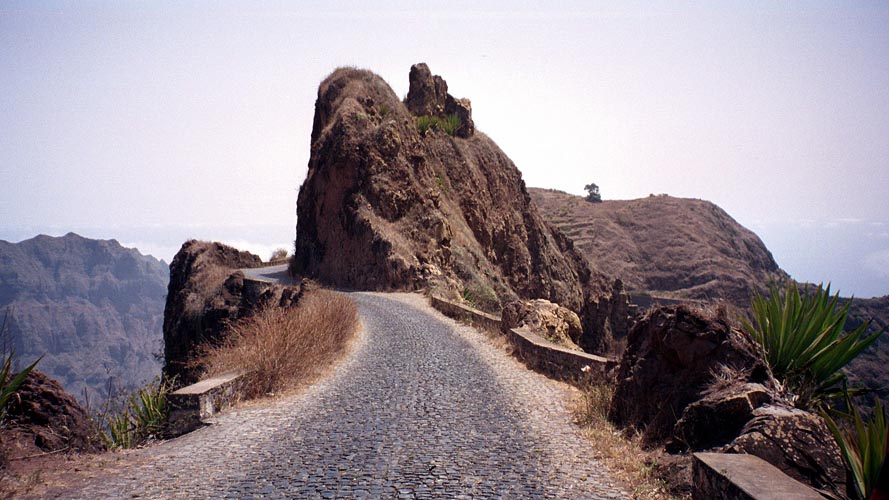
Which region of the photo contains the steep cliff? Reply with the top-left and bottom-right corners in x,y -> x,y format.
292,64 -> 629,352
0,233 -> 167,402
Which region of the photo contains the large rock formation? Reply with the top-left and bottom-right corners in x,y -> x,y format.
609,305 -> 848,496
609,306 -> 772,446
293,64 -> 629,351
163,240 -> 303,386
0,233 -> 168,403
531,187 -> 888,405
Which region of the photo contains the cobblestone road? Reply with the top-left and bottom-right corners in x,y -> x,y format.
60,293 -> 628,499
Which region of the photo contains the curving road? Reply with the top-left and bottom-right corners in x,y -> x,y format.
57,292 -> 627,499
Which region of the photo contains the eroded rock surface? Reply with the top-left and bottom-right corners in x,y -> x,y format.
162,241 -> 302,386
726,405 -> 847,499
608,306 -> 771,445
2,370 -> 105,462
502,299 -> 583,351
293,64 -> 629,351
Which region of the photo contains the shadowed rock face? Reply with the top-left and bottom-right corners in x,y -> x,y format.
292,64 -> 630,352
608,305 -> 771,446
0,233 -> 167,403
162,241 -> 302,386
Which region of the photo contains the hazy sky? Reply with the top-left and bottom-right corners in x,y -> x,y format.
2,1 -> 888,297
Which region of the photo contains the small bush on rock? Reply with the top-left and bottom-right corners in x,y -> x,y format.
416,114 -> 461,136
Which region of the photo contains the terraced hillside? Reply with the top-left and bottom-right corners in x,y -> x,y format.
529,188 -> 787,310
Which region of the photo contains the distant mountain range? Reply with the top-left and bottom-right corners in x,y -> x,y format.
0,233 -> 167,404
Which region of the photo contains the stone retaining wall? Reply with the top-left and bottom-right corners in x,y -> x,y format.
693,453 -> 824,500
429,295 -> 614,385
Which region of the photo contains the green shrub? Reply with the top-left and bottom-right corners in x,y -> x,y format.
416,114 -> 461,137
823,398 -> 888,500
102,377 -> 170,449
0,310 -> 40,424
0,353 -> 39,423
742,282 -> 884,408
441,114 -> 461,136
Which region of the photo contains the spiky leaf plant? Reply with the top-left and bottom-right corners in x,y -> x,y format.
742,282 -> 884,408
0,353 -> 40,423
823,399 -> 888,500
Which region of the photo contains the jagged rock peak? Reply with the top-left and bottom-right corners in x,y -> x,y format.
405,63 -> 475,138
294,64 -> 631,352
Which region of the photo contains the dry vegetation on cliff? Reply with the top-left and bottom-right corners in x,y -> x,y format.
199,290 -> 359,398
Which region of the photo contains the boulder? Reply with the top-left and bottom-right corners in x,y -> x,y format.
608,305 -> 771,445
502,299 -> 583,350
673,382 -> 772,451
444,95 -> 475,138
3,370 -> 105,454
726,405 -> 848,499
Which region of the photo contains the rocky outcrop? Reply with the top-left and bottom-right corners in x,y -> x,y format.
673,382 -> 772,450
608,306 -> 771,446
405,63 -> 475,138
293,64 -> 630,352
608,304 -> 849,496
726,405 -> 847,499
0,233 -> 168,403
163,241 -> 303,386
2,370 -> 105,459
502,299 -> 583,351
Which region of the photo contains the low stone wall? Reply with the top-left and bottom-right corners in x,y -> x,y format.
429,296 -> 502,333
693,453 -> 824,500
429,295 -> 614,385
508,326 -> 615,384
167,371 -> 248,436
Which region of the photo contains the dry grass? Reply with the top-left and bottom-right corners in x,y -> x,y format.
199,290 -> 359,399
572,380 -> 690,500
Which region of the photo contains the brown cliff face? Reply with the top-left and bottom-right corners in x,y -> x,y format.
162,241 -> 302,386
293,64 -> 629,352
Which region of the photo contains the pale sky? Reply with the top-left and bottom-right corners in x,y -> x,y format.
2,1 -> 888,297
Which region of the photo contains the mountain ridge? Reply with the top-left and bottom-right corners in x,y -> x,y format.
0,232 -> 167,402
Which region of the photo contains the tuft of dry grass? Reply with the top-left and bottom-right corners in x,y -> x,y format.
572,380 -> 690,500
200,290 -> 359,399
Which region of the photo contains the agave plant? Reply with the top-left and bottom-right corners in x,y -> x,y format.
742,282 -> 884,408
823,399 -> 888,500
0,352 -> 40,423
101,377 -> 170,448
